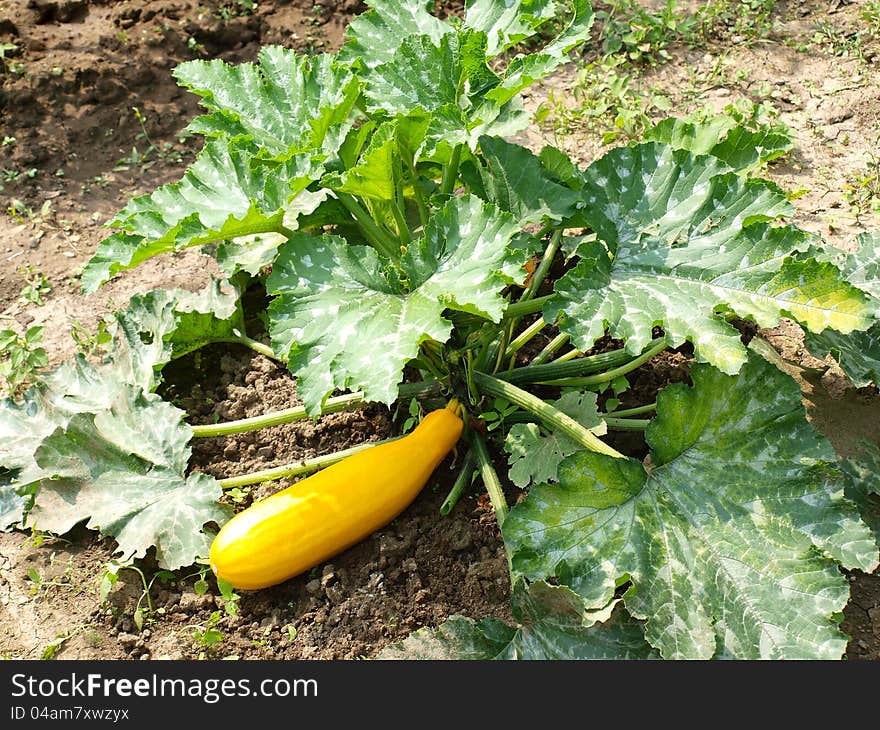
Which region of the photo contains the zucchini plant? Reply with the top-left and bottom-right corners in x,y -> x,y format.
2,0 -> 880,660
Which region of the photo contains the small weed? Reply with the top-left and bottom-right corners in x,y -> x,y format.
842,152 -> 880,223
217,0 -> 257,21
596,0 -> 695,66
69,318 -> 111,358
697,0 -> 777,42
19,266 -> 52,306
811,21 -> 865,59
192,610 -> 225,654
0,326 -> 49,398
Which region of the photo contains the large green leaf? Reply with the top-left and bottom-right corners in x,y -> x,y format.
805,325 -> 880,388
461,136 -> 582,225
505,391 -> 605,488
267,195 -> 521,413
546,143 -> 874,374
378,580 -> 657,659
503,355 -> 878,659
174,48 -> 359,156
81,141 -> 318,292
28,390 -> 229,570
645,117 -> 794,173
839,441 -> 880,545
464,0 -> 558,55
0,284 -> 240,567
339,0 -> 452,70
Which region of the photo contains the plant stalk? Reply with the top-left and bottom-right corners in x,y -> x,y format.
214,335 -> 280,362
472,370 -> 625,459
439,449 -> 476,516
607,402 -> 656,418
499,344 -> 638,386
191,380 -> 440,438
504,294 -> 553,319
470,432 -> 509,526
604,417 -> 651,431
504,317 -> 546,360
217,437 -> 399,489
336,192 -> 400,259
537,338 -> 668,387
531,332 -> 570,365
520,229 -> 562,302
440,143 -> 464,197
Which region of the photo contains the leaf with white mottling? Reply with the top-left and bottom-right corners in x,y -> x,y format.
503,355 -> 879,659
267,196 -> 521,414
339,0 -> 451,69
546,143 -> 874,374
81,140 -> 319,292
378,580 -> 657,659
839,441 -> 880,545
645,117 -> 794,173
174,49 -> 359,156
505,391 -> 605,488
29,391 -> 228,570
805,324 -> 880,388
464,0 -> 558,55
461,135 -> 581,225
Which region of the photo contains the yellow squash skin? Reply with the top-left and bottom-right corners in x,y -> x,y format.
209,401 -> 464,590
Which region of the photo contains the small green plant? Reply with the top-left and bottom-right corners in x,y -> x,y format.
69,318 -> 111,358
811,20 -> 865,59
697,0 -> 777,41
98,560 -> 174,632
0,326 -> 48,398
842,153 -> 880,223
19,266 -> 52,306
217,0 -> 257,21
191,610 -> 225,653
596,0 -> 695,65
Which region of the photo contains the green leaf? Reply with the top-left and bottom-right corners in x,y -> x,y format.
503,355 -> 878,659
464,0 -> 558,55
28,393 -> 229,570
805,325 -> 880,388
546,143 -> 874,374
645,117 -> 794,173
461,136 -> 581,225
504,391 -> 605,488
82,140 -> 319,292
267,196 -> 521,413
174,48 -> 360,156
0,283 -> 241,556
339,0 -> 452,70
378,580 -> 658,659
839,441 -> 880,545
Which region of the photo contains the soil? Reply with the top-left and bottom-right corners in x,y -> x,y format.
1,0 -> 879,660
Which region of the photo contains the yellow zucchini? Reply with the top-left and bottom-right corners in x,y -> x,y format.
209,400 -> 464,590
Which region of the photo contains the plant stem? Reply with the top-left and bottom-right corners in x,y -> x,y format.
554,348 -> 581,363
440,449 -> 475,516
440,142 -> 464,197
214,335 -> 280,362
531,332 -> 569,365
217,437 -> 399,489
500,345 -> 636,386
504,317 -> 546,360
608,402 -> 656,418
472,370 -> 625,459
604,417 -> 650,431
504,294 -> 553,319
336,192 -> 400,259
191,380 -> 440,438
470,432 -> 508,526
520,229 -> 562,302
537,338 -> 668,387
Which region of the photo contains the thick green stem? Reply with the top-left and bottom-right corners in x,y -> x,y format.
554,348 -> 581,363
470,432 -> 509,526
604,417 -> 650,431
217,437 -> 398,489
440,449 -> 476,516
504,295 -> 553,320
191,380 -> 439,438
336,192 -> 400,259
214,335 -> 280,362
472,370 -> 624,459
531,332 -> 570,366
537,339 -> 668,387
608,402 -> 656,418
521,229 -> 562,302
500,345 -> 636,386
504,317 -> 546,360
440,143 -> 464,197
